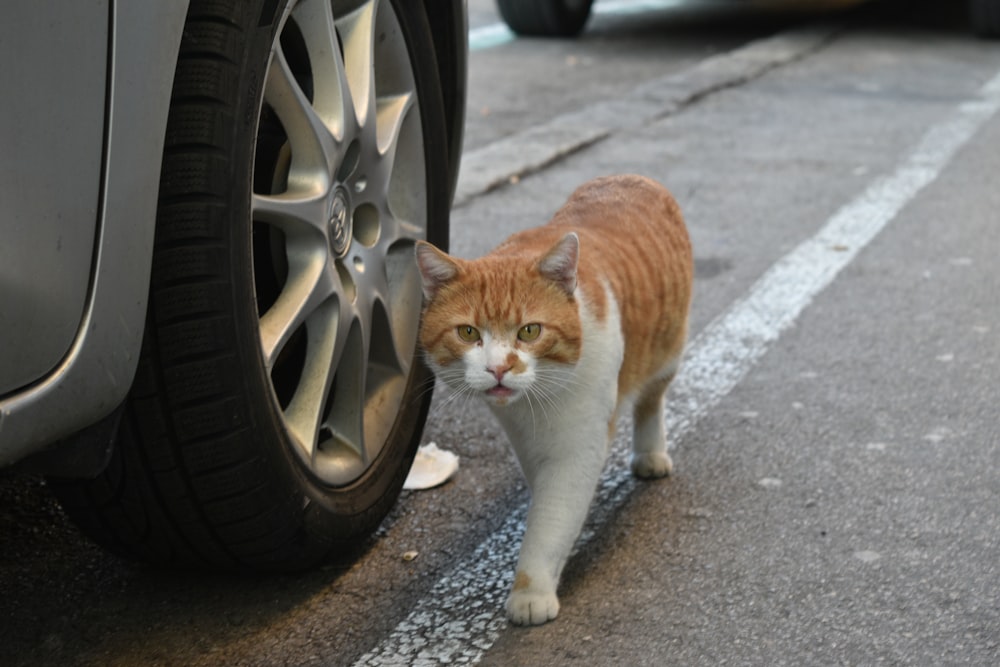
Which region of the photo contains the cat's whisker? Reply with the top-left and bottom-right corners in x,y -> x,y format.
535,366 -> 585,385
535,368 -> 582,385
428,368 -> 464,382
526,387 -> 554,428
533,373 -> 580,402
533,364 -> 583,381
412,376 -> 444,404
436,386 -> 471,410
527,383 -> 561,420
424,376 -> 476,413
521,388 -> 539,439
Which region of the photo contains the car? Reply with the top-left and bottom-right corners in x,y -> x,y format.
495,0 -> 1000,38
0,0 -> 466,571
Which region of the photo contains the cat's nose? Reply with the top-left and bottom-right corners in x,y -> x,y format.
487,365 -> 510,382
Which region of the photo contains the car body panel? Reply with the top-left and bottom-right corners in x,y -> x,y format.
0,1 -> 109,396
0,0 -> 191,466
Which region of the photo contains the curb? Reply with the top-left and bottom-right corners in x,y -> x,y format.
453,24 -> 842,208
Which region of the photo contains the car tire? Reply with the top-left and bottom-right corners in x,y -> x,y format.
971,0 -> 1000,37
496,0 -> 595,37
48,0 -> 449,571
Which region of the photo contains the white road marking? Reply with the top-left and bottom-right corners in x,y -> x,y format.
468,23 -> 515,51
592,0 -> 685,15
353,60 -> 1000,667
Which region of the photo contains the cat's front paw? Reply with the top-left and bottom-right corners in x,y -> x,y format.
631,451 -> 673,479
506,588 -> 560,626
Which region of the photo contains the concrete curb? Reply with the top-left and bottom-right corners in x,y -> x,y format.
453,24 -> 843,208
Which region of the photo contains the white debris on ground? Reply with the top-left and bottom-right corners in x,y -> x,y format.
403,442 -> 459,491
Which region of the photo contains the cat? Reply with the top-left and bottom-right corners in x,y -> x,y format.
415,174 -> 693,625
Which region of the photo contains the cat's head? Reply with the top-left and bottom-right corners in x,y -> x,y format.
415,233 -> 583,408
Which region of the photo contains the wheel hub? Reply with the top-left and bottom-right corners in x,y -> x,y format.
328,188 -> 352,257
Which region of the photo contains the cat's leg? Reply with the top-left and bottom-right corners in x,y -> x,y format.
630,369 -> 676,479
501,417 -> 610,626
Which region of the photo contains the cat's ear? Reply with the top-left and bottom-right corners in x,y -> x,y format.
538,232 -> 579,295
415,241 -> 460,300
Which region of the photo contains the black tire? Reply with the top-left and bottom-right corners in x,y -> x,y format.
49,0 -> 450,571
496,0 -> 595,37
971,0 -> 1000,37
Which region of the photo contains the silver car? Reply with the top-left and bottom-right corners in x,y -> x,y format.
0,0 -> 466,570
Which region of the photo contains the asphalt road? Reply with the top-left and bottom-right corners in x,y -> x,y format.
3,1 -> 999,665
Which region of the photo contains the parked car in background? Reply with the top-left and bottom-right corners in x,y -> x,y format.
0,0 -> 466,571
496,0 -> 1000,37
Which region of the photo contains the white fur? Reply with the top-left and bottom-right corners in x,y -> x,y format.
491,285 -> 623,625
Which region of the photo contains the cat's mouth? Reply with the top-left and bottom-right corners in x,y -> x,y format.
486,384 -> 515,399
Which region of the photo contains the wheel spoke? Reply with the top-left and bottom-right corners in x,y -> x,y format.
335,0 -> 377,129
361,246 -> 414,377
291,0 -> 351,141
252,190 -> 327,236
363,93 -> 416,217
380,243 -> 424,371
367,301 -> 408,378
323,311 -> 367,466
264,45 -> 336,191
375,92 -> 413,156
283,298 -> 341,457
258,238 -> 331,370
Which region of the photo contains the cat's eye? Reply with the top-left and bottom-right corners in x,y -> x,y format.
517,323 -> 541,341
457,325 -> 481,342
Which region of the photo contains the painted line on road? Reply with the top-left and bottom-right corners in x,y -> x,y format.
592,0 -> 685,16
468,23 -> 515,51
354,65 -> 1000,666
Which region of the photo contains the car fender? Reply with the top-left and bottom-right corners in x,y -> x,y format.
0,1 -> 190,465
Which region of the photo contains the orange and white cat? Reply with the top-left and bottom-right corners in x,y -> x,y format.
416,174 -> 693,625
